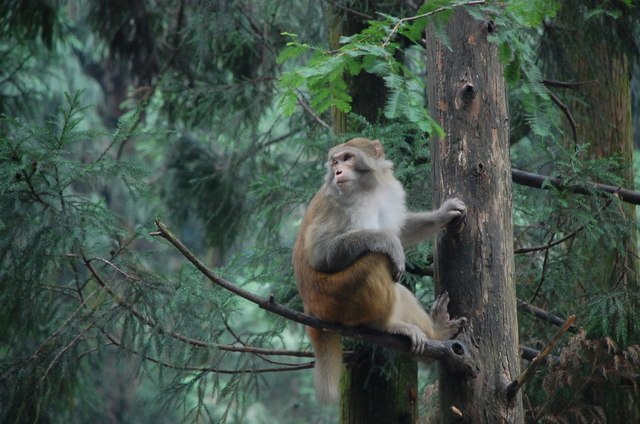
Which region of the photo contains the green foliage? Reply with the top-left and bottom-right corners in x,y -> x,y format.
0,93 -> 142,421
277,12 -> 445,135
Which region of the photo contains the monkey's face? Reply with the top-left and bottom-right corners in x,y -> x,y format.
331,151 -> 357,186
325,139 -> 389,195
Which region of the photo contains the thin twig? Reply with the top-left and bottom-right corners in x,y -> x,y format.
82,253 -> 312,358
0,288 -> 102,382
541,79 -> 598,89
296,94 -> 331,129
506,315 -> 577,399
381,0 -> 486,47
104,332 -> 313,374
515,197 -> 614,257
514,227 -> 582,254
546,88 -> 578,148
323,0 -> 375,20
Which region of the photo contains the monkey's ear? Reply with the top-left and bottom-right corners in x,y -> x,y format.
372,139 -> 385,158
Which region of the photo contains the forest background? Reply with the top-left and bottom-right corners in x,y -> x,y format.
1,1 -> 639,423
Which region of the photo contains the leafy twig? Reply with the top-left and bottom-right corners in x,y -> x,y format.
103,332 -> 314,374
82,253 -> 311,358
381,0 -> 486,47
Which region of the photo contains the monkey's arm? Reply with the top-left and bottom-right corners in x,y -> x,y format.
400,198 -> 466,247
308,229 -> 405,278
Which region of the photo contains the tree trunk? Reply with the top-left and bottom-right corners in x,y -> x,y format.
425,8 -> 524,423
327,2 -> 418,423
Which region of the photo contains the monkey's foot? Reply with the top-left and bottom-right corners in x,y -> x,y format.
388,322 -> 429,354
431,292 -> 467,339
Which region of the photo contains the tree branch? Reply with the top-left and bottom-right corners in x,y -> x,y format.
103,332 -> 313,374
296,93 -> 331,129
517,300 -> 578,333
152,219 -> 478,378
514,226 -> 583,254
506,315 -> 577,399
512,168 -> 640,205
545,88 -> 578,147
541,79 -> 598,89
381,0 -> 486,47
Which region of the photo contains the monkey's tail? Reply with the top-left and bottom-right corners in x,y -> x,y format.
307,327 -> 342,403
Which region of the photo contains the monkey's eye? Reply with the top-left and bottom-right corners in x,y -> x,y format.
343,153 -> 353,162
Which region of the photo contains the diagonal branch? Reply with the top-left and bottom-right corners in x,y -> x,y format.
152,219 -> 478,378
506,315 -> 577,399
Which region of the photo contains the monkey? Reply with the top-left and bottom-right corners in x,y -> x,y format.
292,137 -> 467,403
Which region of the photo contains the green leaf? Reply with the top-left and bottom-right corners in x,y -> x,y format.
276,43 -> 310,64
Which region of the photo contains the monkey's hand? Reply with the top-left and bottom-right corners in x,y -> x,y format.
431,292 -> 467,339
439,198 -> 467,223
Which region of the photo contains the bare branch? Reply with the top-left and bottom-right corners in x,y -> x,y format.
512,168 -> 640,205
517,300 -> 579,333
541,79 -> 598,89
506,315 -> 577,399
546,88 -> 578,147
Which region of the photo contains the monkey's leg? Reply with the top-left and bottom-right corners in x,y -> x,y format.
385,284 -> 434,353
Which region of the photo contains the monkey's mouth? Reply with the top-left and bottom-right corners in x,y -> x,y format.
335,177 -> 353,185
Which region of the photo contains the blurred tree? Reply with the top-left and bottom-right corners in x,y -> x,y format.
534,0 -> 640,421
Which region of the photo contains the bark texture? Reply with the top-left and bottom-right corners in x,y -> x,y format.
425,8 -> 524,423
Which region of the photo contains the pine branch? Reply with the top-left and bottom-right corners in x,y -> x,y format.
152,219 -> 478,378
103,332 -> 314,374
81,253 -> 312,358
